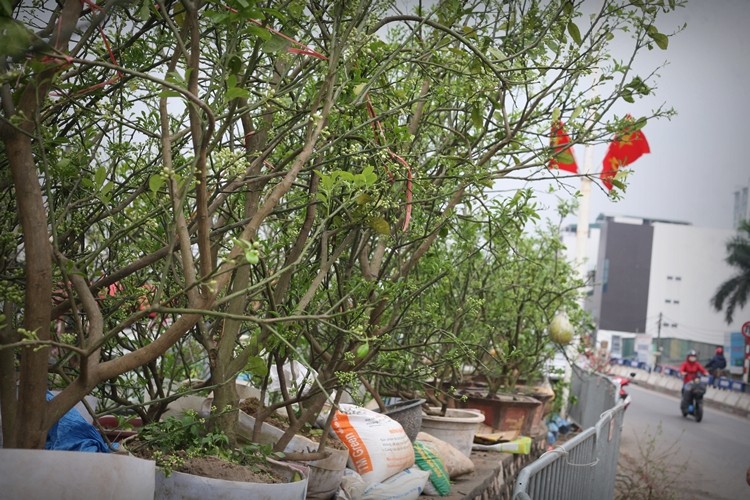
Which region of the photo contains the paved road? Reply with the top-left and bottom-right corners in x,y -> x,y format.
618,384 -> 750,500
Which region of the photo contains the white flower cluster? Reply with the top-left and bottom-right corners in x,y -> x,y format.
212,147 -> 248,177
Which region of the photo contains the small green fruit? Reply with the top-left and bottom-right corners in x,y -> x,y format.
355,342 -> 370,358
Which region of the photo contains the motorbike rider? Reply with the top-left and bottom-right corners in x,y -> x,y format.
679,350 -> 708,408
704,346 -> 727,387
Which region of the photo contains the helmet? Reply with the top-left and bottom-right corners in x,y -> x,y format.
687,350 -> 697,357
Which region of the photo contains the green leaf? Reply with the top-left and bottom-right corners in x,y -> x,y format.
166,70 -> 185,86
361,165 -> 377,185
100,181 -> 113,197
620,89 -> 634,103
563,0 -> 574,16
1,0 -> 12,16
159,89 -> 182,98
487,46 -> 505,60
470,106 -> 483,130
204,11 -> 229,23
649,32 -> 668,50
355,193 -> 373,205
629,116 -> 647,131
263,34 -> 291,53
247,25 -> 272,41
98,181 -> 113,204
95,166 -> 106,187
226,86 -> 250,100
0,19 -> 31,58
368,217 -> 391,236
567,21 -> 582,46
545,38 -> 560,54
149,174 -> 165,194
137,0 -> 150,21
338,171 -> 354,182
245,355 -> 268,377
262,8 -> 287,21
353,83 -> 367,97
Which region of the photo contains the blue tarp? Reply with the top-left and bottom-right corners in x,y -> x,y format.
45,391 -> 112,452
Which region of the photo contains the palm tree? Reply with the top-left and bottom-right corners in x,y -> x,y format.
711,220 -> 750,323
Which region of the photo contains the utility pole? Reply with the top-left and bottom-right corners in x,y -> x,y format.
656,312 -> 663,370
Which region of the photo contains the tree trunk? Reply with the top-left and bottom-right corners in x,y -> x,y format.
4,131 -> 53,449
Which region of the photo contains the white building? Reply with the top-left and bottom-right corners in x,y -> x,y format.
581,215 -> 746,372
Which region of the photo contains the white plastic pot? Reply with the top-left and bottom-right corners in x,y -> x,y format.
0,448 -> 155,499
419,407 -> 485,457
154,458 -> 308,500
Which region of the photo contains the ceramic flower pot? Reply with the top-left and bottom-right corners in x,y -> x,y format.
457,393 -> 542,436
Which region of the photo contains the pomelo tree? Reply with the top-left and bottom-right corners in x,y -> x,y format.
0,0 -> 680,449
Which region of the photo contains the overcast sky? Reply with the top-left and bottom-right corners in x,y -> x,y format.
513,0 -> 750,231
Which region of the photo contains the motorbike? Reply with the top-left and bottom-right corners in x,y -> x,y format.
680,376 -> 707,422
612,372 -> 636,410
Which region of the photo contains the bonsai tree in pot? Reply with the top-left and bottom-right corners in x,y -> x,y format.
466,214 -> 587,397
369,195 -> 588,405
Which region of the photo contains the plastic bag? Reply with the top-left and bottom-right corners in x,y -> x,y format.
45,391 -> 111,452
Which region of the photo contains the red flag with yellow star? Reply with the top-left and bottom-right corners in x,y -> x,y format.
549,121 -> 578,173
600,116 -> 650,190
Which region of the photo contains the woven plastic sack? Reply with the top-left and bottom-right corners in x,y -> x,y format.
331,404 -> 414,485
413,440 -> 451,495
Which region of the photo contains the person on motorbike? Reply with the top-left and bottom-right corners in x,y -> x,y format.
704,346 -> 727,387
679,350 -> 708,410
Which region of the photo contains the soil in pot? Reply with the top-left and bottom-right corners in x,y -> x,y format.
237,397 -> 348,499
127,440 -> 286,484
176,455 -> 282,483
238,398 -> 291,430
238,397 -> 348,452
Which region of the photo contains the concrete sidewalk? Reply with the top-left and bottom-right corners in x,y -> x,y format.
609,364 -> 750,419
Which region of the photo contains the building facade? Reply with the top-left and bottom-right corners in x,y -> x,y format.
586,215 -> 746,371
